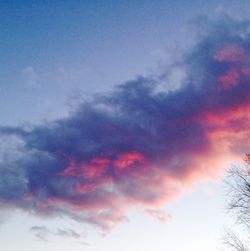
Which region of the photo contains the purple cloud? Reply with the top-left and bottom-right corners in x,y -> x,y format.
1,15 -> 250,230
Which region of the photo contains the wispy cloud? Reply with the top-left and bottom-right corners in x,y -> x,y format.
145,209 -> 171,223
30,225 -> 86,242
21,66 -> 39,87
1,15 -> 250,230
30,225 -> 51,242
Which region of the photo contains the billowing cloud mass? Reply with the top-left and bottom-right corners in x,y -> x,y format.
1,16 -> 250,230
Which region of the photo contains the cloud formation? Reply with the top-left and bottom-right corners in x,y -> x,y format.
30,225 -> 85,242
1,16 -> 250,230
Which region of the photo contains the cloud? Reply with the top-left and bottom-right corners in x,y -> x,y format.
21,66 -> 39,86
145,209 -> 171,223
1,15 -> 250,230
55,228 -> 84,239
30,225 -> 51,242
30,225 -> 85,242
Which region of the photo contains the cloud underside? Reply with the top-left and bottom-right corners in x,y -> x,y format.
1,15 -> 250,230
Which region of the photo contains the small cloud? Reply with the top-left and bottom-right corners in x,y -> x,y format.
30,225 -> 50,242
55,228 -> 85,239
21,66 -> 39,86
215,5 -> 224,14
150,49 -> 168,58
145,209 -> 172,223
30,225 -> 86,242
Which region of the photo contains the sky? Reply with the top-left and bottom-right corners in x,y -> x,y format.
1,1 -> 250,251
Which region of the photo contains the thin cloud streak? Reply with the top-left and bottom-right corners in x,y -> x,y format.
30,225 -> 86,242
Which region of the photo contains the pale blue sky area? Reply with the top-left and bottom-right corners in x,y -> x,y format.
1,0 -> 249,126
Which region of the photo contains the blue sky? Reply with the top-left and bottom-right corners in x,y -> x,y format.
1,1 -> 250,251
2,0 -> 249,125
